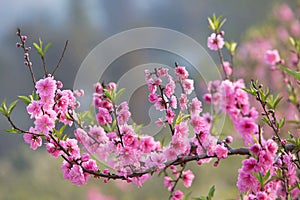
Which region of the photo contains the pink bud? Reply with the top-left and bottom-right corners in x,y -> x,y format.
103,169 -> 110,174
56,81 -> 63,89
21,35 -> 27,42
213,160 -> 219,167
225,136 -> 233,143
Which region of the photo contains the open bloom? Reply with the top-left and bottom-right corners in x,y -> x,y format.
207,33 -> 224,50
23,132 -> 42,150
264,49 -> 280,65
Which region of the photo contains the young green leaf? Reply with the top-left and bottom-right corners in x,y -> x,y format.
7,100 -> 18,115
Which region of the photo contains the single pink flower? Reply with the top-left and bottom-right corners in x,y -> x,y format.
182,170 -> 195,188
175,66 -> 189,79
172,190 -> 184,200
264,49 -> 280,65
23,132 -> 42,150
35,77 -> 57,98
223,61 -> 232,76
182,79 -> 194,94
26,100 -> 42,119
34,114 -> 55,135
207,33 -> 224,50
215,144 -> 228,159
164,176 -> 173,191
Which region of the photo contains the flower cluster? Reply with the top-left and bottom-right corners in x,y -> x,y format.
238,139 -> 300,199
3,7 -> 300,199
203,79 -> 259,145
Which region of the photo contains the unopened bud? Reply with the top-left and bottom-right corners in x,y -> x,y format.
21,35 -> 27,42
213,160 -> 219,167
225,136 -> 233,143
219,30 -> 225,36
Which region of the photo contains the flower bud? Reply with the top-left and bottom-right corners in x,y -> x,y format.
21,35 -> 27,42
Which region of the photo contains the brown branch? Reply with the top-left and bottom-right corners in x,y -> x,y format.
52,40 -> 68,76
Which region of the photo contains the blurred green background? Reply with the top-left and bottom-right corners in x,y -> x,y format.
0,0 -> 281,199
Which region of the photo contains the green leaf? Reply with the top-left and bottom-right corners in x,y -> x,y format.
44,42 -> 52,54
182,192 -> 192,200
7,100 -> 18,115
5,128 -> 22,134
1,99 -> 8,117
18,95 -> 32,105
278,118 -> 285,129
33,42 -> 43,56
281,66 -> 300,81
207,17 -> 215,31
115,88 -> 126,103
56,124 -> 67,137
111,119 -> 117,131
289,37 -> 296,46
208,185 -> 215,199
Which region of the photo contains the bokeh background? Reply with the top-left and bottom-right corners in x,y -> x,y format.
0,1 -> 282,199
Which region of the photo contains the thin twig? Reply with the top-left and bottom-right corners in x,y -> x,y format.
52,40 -> 68,76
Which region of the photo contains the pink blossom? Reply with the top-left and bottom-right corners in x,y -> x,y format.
46,140 -> 63,158
26,100 -> 42,119
73,89 -> 84,97
215,144 -> 228,159
179,94 -> 188,110
144,70 -> 152,81
242,157 -> 258,173
94,82 -> 103,94
155,118 -> 165,127
164,147 -> 177,160
264,139 -> 278,155
35,77 -> 57,98
190,115 -> 208,134
107,82 -> 117,91
182,79 -> 194,94
82,159 -> 98,172
166,108 -> 175,124
256,191 -> 268,200
189,97 -> 202,115
61,138 -> 80,159
140,136 -> 157,153
147,152 -> 166,170
156,67 -> 169,77
164,176 -> 173,191
264,49 -> 280,65
96,108 -> 112,125
237,168 -> 260,193
123,133 -> 139,148
34,114 -> 55,135
170,95 -> 177,109
68,164 -> 87,186
175,66 -> 189,79
223,61 -> 232,76
23,132 -> 42,150
174,121 -> 189,137
89,126 -> 109,144
154,98 -> 165,111
131,174 -> 151,187
182,170 -> 195,188
207,33 -> 224,50
147,82 -> 157,94
165,79 -> 176,98
148,93 -> 159,103
250,144 -> 261,156
274,3 -> 294,22
172,190 -> 184,200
